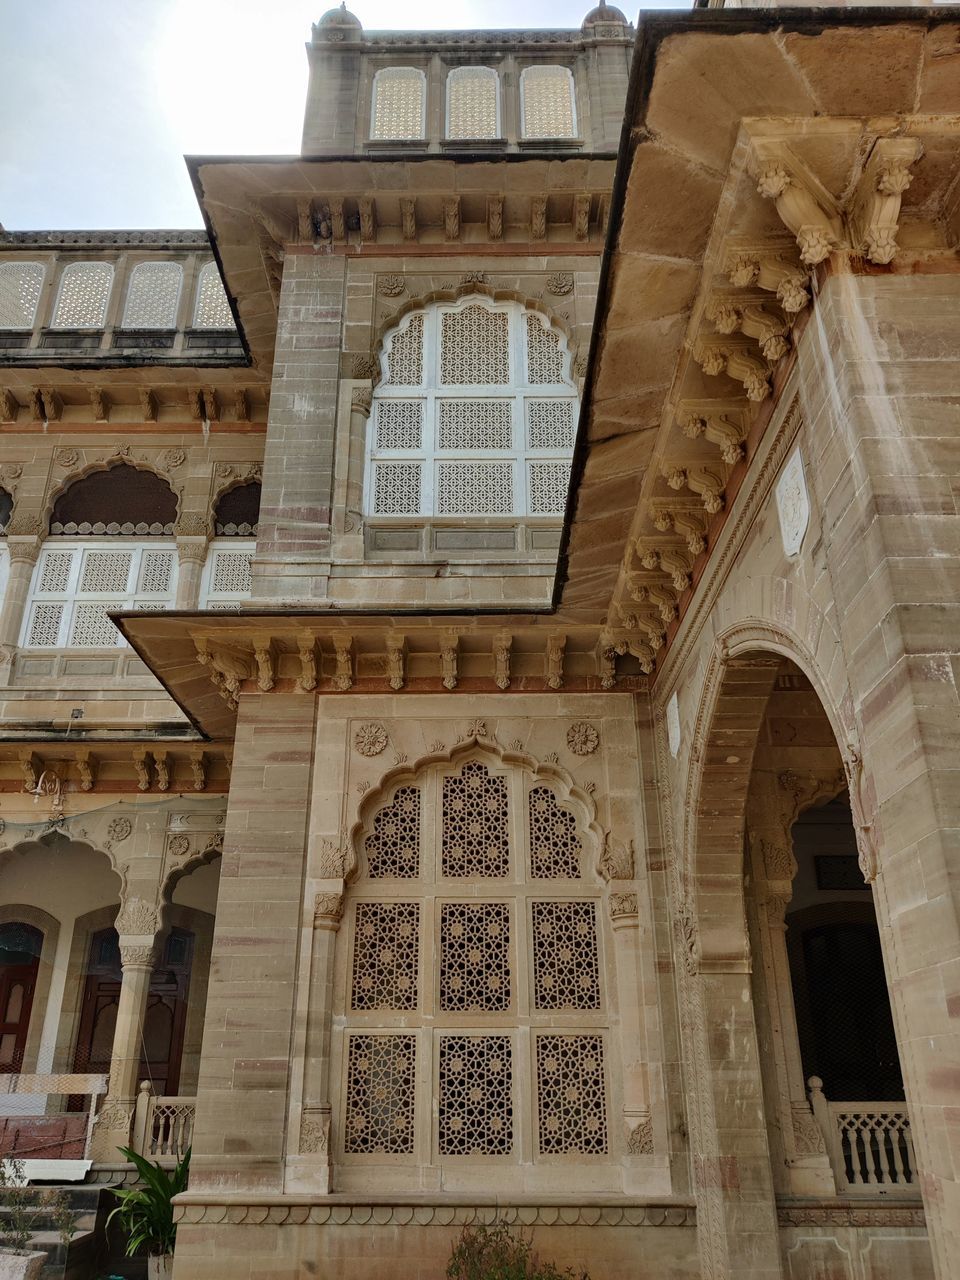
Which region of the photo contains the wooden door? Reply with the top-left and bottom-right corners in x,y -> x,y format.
0,924 -> 42,1073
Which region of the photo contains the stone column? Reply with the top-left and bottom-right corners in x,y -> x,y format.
91,896 -> 161,1162
185,693 -> 316,1195
252,252 -> 348,604
287,891 -> 342,1193
0,535 -> 41,679
799,270 -> 960,1278
175,537 -> 208,609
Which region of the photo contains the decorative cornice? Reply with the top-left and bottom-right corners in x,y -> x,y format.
173,1199 -> 694,1228
0,229 -> 211,250
776,1202 -> 924,1228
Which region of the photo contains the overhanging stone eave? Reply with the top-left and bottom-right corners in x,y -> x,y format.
561,5 -> 960,626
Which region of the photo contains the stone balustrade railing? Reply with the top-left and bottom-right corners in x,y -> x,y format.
808,1076 -> 916,1195
131,1082 -> 195,1163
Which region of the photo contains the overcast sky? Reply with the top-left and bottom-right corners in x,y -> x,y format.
0,1 -> 682,231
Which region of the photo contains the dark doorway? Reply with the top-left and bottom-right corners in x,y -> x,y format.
0,923 -> 42,1072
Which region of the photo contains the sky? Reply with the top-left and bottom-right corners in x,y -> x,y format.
0,0 -> 682,231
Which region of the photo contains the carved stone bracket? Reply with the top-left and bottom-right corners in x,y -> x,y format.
847,137 -> 923,265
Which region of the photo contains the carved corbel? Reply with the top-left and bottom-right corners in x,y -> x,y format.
139,388 -> 158,422
493,630 -> 512,691
296,198 -> 316,243
328,199 -> 345,241
385,634 -> 406,691
296,632 -> 318,693
132,748 -> 153,793
487,196 -> 503,241
545,632 -> 566,690
89,388 -> 109,422
195,637 -> 252,709
659,548 -> 692,594
653,504 -> 708,556
187,389 -> 204,420
597,631 -> 618,691
694,341 -> 770,402
76,750 -> 96,792
19,751 -> 41,792
846,137 -> 923,265
332,634 -> 354,692
681,412 -> 745,466
573,193 -> 591,241
727,250 -> 810,314
616,607 -> 665,651
38,388 -> 62,422
252,634 -> 276,693
202,389 -> 220,422
358,198 -> 376,240
748,144 -> 842,266
0,389 -> 18,422
154,750 -> 170,793
530,196 -> 547,241
618,635 -> 655,674
440,630 -> 459,691
442,197 -> 460,242
190,749 -> 207,793
686,466 -> 726,515
400,197 -> 417,241
250,200 -> 293,247
233,389 -> 249,422
706,296 -> 790,363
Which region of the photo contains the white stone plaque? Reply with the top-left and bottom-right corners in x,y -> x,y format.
666,691 -> 681,759
775,446 -> 810,558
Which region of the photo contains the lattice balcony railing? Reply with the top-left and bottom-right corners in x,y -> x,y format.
131,1082 -> 195,1164
808,1076 -> 917,1195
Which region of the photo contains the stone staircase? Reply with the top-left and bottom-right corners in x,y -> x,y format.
0,1184 -> 107,1279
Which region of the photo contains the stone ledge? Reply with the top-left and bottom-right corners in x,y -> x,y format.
172,1197 -> 697,1228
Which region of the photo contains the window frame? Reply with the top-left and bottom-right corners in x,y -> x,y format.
50,261 -> 114,330
519,64 -> 579,141
120,260 -> 184,330
369,66 -> 428,142
0,261 -> 46,331
444,65 -> 502,142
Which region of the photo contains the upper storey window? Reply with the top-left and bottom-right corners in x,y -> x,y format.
367,299 -> 577,519
520,66 -> 577,140
193,262 -> 233,329
445,66 -> 500,141
370,67 -> 426,141
51,262 -> 114,329
0,262 -> 45,329
121,262 -> 183,329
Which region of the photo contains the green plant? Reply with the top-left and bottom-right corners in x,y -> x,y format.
446,1221 -> 589,1280
0,1157 -> 75,1256
105,1146 -> 190,1258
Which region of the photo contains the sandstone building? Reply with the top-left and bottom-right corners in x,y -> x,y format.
0,4 -> 958,1279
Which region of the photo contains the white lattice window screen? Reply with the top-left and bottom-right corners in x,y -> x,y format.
51,262 -> 113,329
199,542 -> 255,610
367,300 -> 577,518
341,761 -> 611,1171
370,67 -> 426,141
193,262 -> 234,329
520,66 -> 577,139
0,262 -> 45,329
21,542 -> 178,648
121,262 -> 183,329
446,66 -> 500,140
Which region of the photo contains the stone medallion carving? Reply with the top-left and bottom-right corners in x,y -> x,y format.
161,447 -> 186,470
666,692 -> 681,759
377,274 -> 406,297
547,271 -> 574,296
354,723 -> 388,756
168,833 -> 191,858
54,447 -> 79,468
775,445 -> 810,558
106,817 -> 132,843
566,722 -> 599,755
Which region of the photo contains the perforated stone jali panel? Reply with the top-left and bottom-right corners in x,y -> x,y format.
531,901 -> 601,1010
439,901 -> 511,1013
437,400 -> 512,451
440,306 -> 510,385
442,762 -> 509,877
528,786 -> 582,879
385,314 -> 424,386
376,401 -> 423,451
520,65 -> 577,140
365,787 -> 421,878
344,1034 -> 416,1155
438,1035 -> 513,1156
51,262 -> 113,329
193,262 -> 233,329
0,262 -> 45,329
371,67 -> 426,141
536,1034 -> 607,1154
121,261 -> 183,329
445,66 -> 500,141
351,902 -> 419,1010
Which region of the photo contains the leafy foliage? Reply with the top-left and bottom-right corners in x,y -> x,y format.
0,1157 -> 75,1256
447,1221 -> 589,1280
105,1146 -> 190,1258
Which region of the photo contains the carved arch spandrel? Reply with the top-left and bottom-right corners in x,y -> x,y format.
41,456 -> 182,533
346,735 -> 604,884
371,284 -> 577,378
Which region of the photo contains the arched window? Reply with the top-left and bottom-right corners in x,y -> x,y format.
370,67 -> 426,141
193,262 -> 234,329
121,262 -> 183,329
336,756 -> 613,1182
0,488 -> 12,533
445,66 -> 500,140
367,299 -> 577,518
0,923 -> 42,1073
520,66 -> 577,140
21,466 -> 179,649
0,262 -> 45,330
51,262 -> 114,329
213,481 -> 260,536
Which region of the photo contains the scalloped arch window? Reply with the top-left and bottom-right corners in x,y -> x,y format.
367,299 -> 577,518
337,756 -> 611,1176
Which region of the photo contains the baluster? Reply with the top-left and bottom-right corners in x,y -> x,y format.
861,1119 -> 879,1185
847,1118 -> 865,1186
904,1123 -> 917,1183
874,1117 -> 894,1184
889,1116 -> 907,1184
